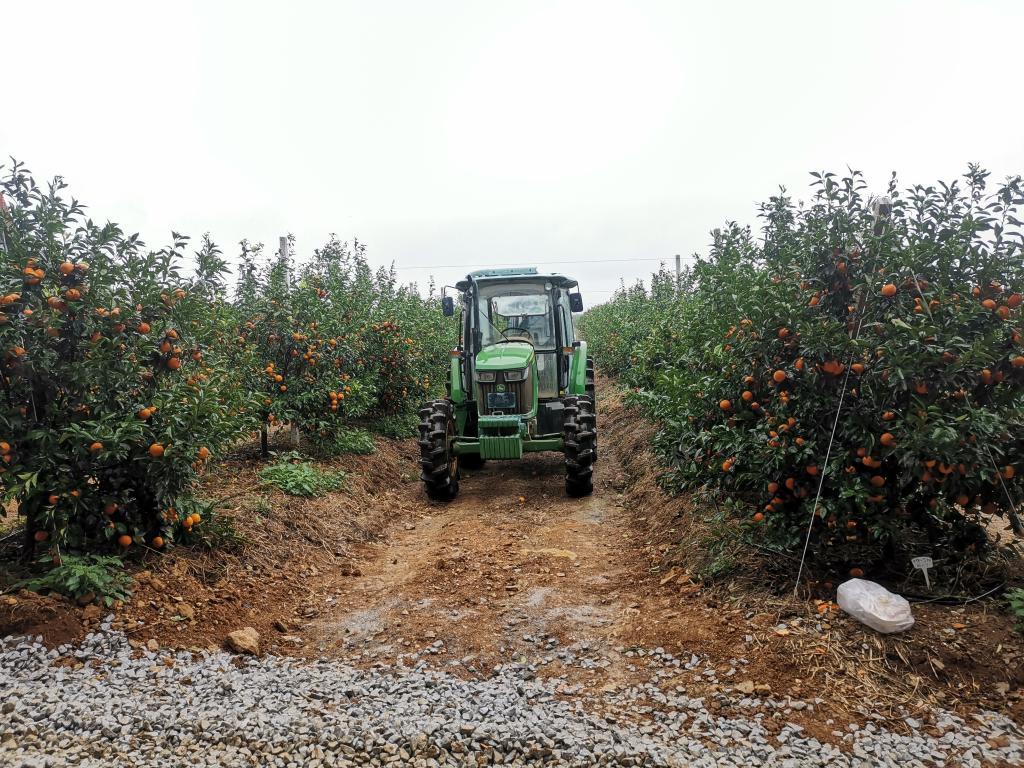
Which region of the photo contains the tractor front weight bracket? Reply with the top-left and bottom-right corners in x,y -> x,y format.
453,434 -> 564,459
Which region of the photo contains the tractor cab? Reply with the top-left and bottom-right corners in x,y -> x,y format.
419,267 -> 596,501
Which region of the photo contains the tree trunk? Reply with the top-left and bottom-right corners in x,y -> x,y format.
21,507 -> 35,563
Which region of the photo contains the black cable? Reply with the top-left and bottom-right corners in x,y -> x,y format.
902,581 -> 1007,605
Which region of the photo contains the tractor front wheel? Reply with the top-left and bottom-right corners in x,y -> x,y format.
563,395 -> 596,497
418,400 -> 460,502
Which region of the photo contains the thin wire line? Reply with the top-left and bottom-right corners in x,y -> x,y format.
394,257 -> 669,270
794,204 -> 885,596
792,337 -> 860,596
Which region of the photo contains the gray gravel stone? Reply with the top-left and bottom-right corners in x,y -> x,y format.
1,629 -> 1021,767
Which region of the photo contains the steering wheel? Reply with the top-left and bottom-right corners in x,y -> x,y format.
503,327 -> 533,343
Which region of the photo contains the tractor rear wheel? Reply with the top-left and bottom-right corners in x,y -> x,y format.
418,400 -> 460,501
584,356 -> 597,460
563,395 -> 596,497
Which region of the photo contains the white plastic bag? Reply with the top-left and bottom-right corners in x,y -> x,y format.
836,578 -> 915,634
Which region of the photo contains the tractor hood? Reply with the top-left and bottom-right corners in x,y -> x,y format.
475,342 -> 535,371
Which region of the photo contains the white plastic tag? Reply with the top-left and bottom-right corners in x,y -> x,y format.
911,556 -> 934,589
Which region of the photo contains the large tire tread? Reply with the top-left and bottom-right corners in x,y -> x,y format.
418,399 -> 460,502
584,357 -> 597,461
563,395 -> 597,497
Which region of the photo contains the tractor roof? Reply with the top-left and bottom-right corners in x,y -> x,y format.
456,267 -> 578,291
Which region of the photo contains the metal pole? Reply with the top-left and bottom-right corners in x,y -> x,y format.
279,236 -> 289,287
674,254 -> 681,286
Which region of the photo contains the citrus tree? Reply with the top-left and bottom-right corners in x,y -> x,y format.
302,237 -> 451,423
233,240 -> 363,455
578,267 -> 685,381
231,236 -> 452,453
0,162 -> 254,559
583,167 -> 1024,581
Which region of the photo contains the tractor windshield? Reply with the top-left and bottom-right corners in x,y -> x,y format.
477,285 -> 555,350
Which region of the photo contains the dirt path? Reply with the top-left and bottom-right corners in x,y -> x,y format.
310,438 -> 642,681
300,391 -> 789,726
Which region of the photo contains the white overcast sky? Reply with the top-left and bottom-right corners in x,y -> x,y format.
3,1 -> 1022,303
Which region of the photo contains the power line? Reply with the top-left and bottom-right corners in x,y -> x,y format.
393,257 -> 669,270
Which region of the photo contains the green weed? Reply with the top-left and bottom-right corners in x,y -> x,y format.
320,427 -> 377,456
259,458 -> 347,497
18,555 -> 132,606
371,413 -> 418,439
1009,588 -> 1024,632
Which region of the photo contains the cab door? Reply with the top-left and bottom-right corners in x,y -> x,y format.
555,290 -> 576,392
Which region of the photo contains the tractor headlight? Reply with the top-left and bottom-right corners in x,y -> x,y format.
477,371 -> 496,382
503,367 -> 529,382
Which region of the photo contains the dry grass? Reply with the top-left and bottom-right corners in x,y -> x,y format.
190,435 -> 420,573
82,434 -> 429,651
599,382 -> 773,587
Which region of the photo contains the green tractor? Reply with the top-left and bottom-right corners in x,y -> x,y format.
418,267 -> 596,501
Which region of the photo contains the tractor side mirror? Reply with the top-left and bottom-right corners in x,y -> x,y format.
569,293 -> 584,313
442,296 -> 455,316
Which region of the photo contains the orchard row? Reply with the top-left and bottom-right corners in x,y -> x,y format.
582,167 -> 1024,579
0,162 -> 454,560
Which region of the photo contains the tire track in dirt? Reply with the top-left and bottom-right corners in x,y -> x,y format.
309,408 -> 646,686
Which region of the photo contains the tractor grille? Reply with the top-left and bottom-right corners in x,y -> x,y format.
477,369 -> 534,416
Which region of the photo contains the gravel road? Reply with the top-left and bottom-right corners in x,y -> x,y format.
2,621 -> 1021,767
